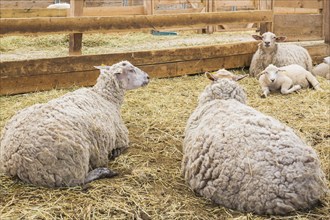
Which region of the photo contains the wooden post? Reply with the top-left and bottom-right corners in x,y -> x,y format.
143,0 -> 154,15
69,0 -> 83,56
259,0 -> 273,34
324,0 -> 330,44
206,0 -> 216,34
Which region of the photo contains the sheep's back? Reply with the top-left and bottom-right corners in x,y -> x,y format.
182,100 -> 327,215
0,88 -> 127,187
273,44 -> 312,71
312,63 -> 330,79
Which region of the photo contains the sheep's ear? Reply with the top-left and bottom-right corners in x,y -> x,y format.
205,72 -> 216,81
233,74 -> 248,81
252,35 -> 263,41
256,71 -> 265,79
94,66 -> 111,70
276,36 -> 287,42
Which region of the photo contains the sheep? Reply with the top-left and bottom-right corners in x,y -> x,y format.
312,56 -> 330,80
249,32 -> 313,77
259,64 -> 322,98
47,3 -> 70,9
0,61 -> 149,187
181,70 -> 328,215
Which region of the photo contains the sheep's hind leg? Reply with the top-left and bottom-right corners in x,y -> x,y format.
281,85 -> 301,95
84,167 -> 118,184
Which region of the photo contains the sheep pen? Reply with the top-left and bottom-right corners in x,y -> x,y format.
0,32 -> 329,219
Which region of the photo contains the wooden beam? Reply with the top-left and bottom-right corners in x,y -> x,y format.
69,0 -> 84,56
0,10 -> 273,35
0,9 -> 68,18
324,0 -> 330,44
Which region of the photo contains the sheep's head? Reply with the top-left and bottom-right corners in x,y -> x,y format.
199,69 -> 247,104
95,61 -> 149,90
252,32 -> 286,49
260,64 -> 284,83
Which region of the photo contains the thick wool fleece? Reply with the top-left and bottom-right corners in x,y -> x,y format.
182,79 -> 327,215
0,74 -> 128,187
250,43 -> 313,77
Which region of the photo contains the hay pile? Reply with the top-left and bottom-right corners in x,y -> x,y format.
0,73 -> 329,219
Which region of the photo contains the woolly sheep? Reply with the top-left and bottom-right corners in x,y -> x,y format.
47,3 -> 70,9
312,56 -> 330,80
249,32 -> 313,77
181,70 -> 327,215
259,64 -> 322,98
0,61 -> 149,187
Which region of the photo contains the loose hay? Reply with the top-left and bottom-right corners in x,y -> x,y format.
0,74 -> 329,219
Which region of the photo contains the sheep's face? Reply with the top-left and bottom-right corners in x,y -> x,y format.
262,64 -> 281,83
252,32 -> 286,49
95,61 -> 149,90
115,61 -> 149,90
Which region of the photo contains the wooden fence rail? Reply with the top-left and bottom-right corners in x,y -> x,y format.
0,10 -> 273,36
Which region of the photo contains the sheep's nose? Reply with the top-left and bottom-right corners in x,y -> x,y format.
147,76 -> 150,80
265,42 -> 270,46
271,79 -> 275,82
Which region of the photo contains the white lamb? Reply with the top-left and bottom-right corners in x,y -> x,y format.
182,70 -> 328,215
312,56 -> 330,80
0,61 -> 149,187
259,64 -> 322,98
249,32 -> 313,77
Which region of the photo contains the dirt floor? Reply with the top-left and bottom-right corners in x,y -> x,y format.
0,31 -> 329,219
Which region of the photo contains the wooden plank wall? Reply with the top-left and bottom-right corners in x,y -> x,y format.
0,42 -> 258,95
1,42 -> 328,95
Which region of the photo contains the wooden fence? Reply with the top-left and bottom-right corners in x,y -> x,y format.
0,0 -> 329,95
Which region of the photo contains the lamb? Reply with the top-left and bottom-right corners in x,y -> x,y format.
249,32 -> 313,77
312,56 -> 330,80
259,64 -> 322,98
181,70 -> 328,215
0,61 -> 149,187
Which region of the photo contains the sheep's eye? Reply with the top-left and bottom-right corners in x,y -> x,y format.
122,63 -> 127,66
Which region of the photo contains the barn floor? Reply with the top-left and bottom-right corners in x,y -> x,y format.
0,31 -> 329,219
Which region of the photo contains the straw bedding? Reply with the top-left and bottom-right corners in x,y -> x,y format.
0,73 -> 329,219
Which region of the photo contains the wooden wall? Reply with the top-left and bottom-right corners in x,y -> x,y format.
273,0 -> 324,41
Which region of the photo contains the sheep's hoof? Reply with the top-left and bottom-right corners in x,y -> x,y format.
109,148 -> 125,160
84,167 -> 118,184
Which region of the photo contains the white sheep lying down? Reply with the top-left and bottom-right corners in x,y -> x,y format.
312,56 -> 330,80
182,69 -> 327,215
249,32 -> 313,77
0,61 -> 149,187
259,64 -> 322,98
